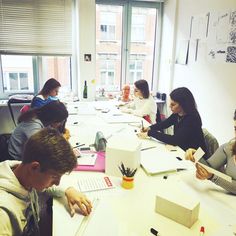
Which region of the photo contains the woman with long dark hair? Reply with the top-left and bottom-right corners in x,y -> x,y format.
120,80 -> 157,124
139,87 -> 206,154
31,78 -> 61,108
8,101 -> 68,160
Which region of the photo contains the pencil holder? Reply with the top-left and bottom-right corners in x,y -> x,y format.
121,176 -> 134,189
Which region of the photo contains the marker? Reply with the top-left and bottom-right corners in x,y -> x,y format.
199,226 -> 205,236
150,227 -> 158,235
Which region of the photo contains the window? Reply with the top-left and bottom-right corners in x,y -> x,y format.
1,55 -> 34,93
131,14 -> 146,42
100,12 -> 116,41
0,0 -> 72,99
96,1 -> 162,92
129,55 -> 144,84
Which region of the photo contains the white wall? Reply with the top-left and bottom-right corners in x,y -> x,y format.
159,0 -> 236,144
78,0 -> 96,101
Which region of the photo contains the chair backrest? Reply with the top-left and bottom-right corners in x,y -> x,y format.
7,95 -> 33,126
0,133 -> 12,162
202,128 -> 219,158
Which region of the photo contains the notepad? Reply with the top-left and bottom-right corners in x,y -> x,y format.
78,176 -> 115,192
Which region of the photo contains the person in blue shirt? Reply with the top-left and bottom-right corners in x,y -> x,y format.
31,78 -> 61,108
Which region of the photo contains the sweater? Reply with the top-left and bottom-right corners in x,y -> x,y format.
121,95 -> 157,124
31,95 -> 58,108
8,119 -> 44,160
148,113 -> 207,153
199,141 -> 236,194
0,161 -> 65,236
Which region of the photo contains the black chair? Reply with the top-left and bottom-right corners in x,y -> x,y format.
0,133 -> 12,162
7,95 -> 33,126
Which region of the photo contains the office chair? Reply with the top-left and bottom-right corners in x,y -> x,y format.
0,133 -> 12,162
202,128 -> 219,158
7,95 -> 33,127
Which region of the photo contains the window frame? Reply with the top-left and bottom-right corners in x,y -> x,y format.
96,0 -> 163,92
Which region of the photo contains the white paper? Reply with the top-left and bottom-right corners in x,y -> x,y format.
198,162 -> 232,182
77,153 -> 97,166
141,149 -> 192,175
193,147 -> 205,162
75,199 -> 119,236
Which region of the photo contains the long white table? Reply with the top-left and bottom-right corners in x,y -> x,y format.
53,101 -> 236,236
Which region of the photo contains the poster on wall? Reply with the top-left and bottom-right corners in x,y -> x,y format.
175,40 -> 189,65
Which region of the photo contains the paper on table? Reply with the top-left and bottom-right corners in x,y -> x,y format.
192,147 -> 232,182
75,198 -> 119,236
198,162 -> 232,182
77,153 -> 97,166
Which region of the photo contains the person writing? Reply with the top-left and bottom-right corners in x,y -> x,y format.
120,80 -> 157,124
31,78 -> 61,108
185,110 -> 236,194
8,101 -> 70,160
138,87 -> 207,153
0,128 -> 92,235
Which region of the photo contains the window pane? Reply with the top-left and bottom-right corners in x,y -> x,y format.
128,7 -> 157,86
19,73 -> 29,90
96,4 -> 122,92
1,55 -> 33,93
41,56 -> 71,95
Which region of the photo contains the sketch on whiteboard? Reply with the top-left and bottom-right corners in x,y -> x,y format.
226,46 -> 236,63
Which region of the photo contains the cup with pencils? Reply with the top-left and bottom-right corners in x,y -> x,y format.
118,162 -> 137,190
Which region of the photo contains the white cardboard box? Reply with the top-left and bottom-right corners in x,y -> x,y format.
105,134 -> 141,177
155,188 -> 200,228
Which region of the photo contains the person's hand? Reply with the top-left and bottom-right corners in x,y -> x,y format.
120,107 -> 132,114
185,148 -> 197,162
63,128 -> 71,141
65,187 -> 92,217
140,127 -> 150,133
137,131 -> 148,139
195,163 -> 213,180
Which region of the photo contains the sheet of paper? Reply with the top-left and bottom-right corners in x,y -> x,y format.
198,162 -> 232,182
141,149 -> 192,175
193,147 -> 205,162
75,198 -> 119,236
77,153 -> 97,166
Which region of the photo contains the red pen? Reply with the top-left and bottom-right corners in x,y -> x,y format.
200,226 -> 205,236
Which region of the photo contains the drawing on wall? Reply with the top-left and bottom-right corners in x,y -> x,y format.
229,10 -> 236,43
175,40 -> 189,65
190,14 -> 208,40
216,11 -> 230,43
226,46 -> 236,63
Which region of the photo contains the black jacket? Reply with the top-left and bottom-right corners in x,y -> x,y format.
148,113 -> 207,156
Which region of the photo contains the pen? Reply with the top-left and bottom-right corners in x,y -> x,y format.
141,146 -> 156,151
199,226 -> 205,236
73,143 -> 85,148
141,120 -> 144,131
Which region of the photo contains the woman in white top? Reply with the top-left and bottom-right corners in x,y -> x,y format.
121,80 -> 157,124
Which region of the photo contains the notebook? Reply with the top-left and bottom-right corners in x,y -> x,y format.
141,149 -> 192,175
74,151 -> 105,172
